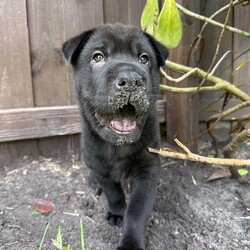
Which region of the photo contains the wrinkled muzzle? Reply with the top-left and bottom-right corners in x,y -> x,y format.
94,87 -> 150,145
108,87 -> 149,131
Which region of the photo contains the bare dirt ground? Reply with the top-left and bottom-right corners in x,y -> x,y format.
1,144 -> 250,250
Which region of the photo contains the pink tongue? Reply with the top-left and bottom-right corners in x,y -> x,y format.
112,118 -> 136,132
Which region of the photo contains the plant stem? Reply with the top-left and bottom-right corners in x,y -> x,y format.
80,219 -> 85,250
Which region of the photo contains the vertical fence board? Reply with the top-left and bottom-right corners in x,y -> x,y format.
128,0 -> 146,26
0,0 -> 33,108
27,0 -> 104,107
27,0 -> 74,160
63,0 -> 104,104
233,4 -> 250,104
63,0 -> 104,40
104,0 -> 130,24
104,0 -> 145,26
0,0 -> 38,164
165,1 -> 200,150
199,0 -> 234,121
27,0 -> 71,107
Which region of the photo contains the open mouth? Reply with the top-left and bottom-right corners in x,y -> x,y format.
95,103 -> 138,135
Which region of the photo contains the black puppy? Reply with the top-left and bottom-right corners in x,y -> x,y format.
62,23 -> 168,250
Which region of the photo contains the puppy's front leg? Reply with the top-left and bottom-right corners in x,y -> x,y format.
94,175 -> 127,227
117,169 -> 159,250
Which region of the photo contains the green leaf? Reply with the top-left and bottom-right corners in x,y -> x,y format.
141,0 -> 159,35
32,210 -> 42,215
238,168 -> 249,176
156,0 -> 182,49
63,244 -> 71,250
52,225 -> 71,250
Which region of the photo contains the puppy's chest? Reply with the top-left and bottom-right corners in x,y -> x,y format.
109,160 -> 131,182
101,147 -> 134,181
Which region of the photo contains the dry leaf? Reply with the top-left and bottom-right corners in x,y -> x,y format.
206,171 -> 232,182
27,198 -> 55,213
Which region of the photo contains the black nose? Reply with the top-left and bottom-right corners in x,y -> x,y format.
116,73 -> 143,90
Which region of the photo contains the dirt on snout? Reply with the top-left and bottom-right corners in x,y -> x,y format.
0,150 -> 250,250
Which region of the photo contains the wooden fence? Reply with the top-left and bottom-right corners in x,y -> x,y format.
0,0 -> 249,164
0,0 -> 150,164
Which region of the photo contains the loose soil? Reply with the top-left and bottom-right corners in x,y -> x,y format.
1,145 -> 250,250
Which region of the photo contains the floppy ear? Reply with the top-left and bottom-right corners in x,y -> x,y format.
143,33 -> 169,67
62,28 -> 96,65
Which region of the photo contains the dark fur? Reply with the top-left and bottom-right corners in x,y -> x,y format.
62,24 -> 168,250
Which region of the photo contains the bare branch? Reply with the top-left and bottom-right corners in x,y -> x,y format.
162,60 -> 250,101
199,0 -> 245,34
148,138 -> 250,167
176,3 -> 250,38
208,101 -> 250,123
211,50 -> 233,75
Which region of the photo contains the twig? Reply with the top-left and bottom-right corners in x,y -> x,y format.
174,138 -> 191,153
148,139 -> 250,167
242,0 -> 250,6
188,0 -> 242,66
199,0 -> 245,34
220,48 -> 250,76
210,50 -> 232,75
208,100 -> 250,123
63,211 -> 80,216
176,3 -> 250,38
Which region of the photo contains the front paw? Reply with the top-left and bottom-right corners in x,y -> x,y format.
106,211 -> 123,227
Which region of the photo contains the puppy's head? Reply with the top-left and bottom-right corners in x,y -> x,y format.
63,24 -> 168,145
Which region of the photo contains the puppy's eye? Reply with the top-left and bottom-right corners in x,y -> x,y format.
92,51 -> 105,63
139,53 -> 149,65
